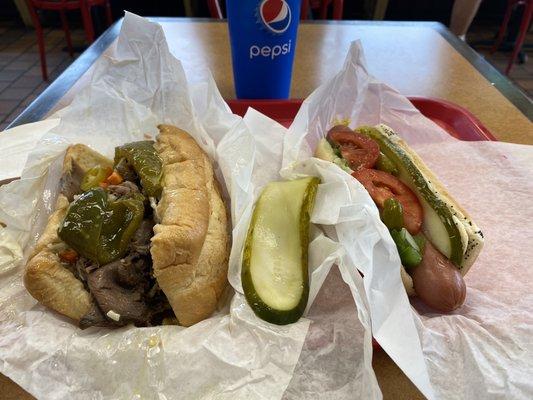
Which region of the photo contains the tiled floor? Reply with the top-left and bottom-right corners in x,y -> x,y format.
0,20 -> 85,130
478,48 -> 533,94
0,20 -> 531,132
468,24 -> 533,95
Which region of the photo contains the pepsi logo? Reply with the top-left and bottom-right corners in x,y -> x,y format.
259,0 -> 292,34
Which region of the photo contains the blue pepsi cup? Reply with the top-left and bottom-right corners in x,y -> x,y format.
226,0 -> 301,99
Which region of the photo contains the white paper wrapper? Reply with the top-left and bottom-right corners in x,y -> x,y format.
0,119 -> 59,183
284,41 -> 533,399
217,107 -> 381,399
0,14 -> 381,400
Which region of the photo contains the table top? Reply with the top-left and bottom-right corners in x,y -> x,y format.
8,18 -> 533,144
1,17 -> 532,400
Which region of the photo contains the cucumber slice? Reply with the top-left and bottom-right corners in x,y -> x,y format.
242,177 -> 320,325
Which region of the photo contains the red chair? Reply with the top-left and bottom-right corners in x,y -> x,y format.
25,0 -> 113,81
490,0 -> 533,74
207,0 -> 343,20
307,0 -> 343,19
207,0 -> 223,19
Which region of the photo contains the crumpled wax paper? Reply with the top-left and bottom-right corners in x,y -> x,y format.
0,13 -> 382,400
0,119 -> 59,183
283,41 -> 533,399
217,107 -> 382,399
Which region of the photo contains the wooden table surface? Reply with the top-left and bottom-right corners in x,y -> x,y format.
2,18 -> 532,400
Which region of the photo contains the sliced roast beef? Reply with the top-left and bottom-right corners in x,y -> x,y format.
129,219 -> 154,255
59,161 -> 86,201
79,303 -> 118,329
107,181 -> 140,198
86,258 -> 151,326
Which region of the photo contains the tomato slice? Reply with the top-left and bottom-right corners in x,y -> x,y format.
327,126 -> 379,171
352,168 -> 423,234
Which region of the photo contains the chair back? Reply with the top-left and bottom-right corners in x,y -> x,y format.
207,0 -> 223,19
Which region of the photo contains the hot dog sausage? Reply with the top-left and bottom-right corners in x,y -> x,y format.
411,241 -> 466,312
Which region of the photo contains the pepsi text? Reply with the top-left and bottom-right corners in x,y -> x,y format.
249,40 -> 292,60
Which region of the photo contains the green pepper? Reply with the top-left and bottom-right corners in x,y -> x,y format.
58,188 -> 107,261
58,188 -> 144,264
114,141 -> 162,197
382,197 -> 404,230
127,191 -> 147,204
375,152 -> 399,176
98,198 -> 144,263
80,166 -> 110,192
390,228 -> 423,268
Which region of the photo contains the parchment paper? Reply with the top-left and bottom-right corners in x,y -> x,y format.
0,119 -> 59,182
0,13 -> 382,400
217,107 -> 382,399
284,41 -> 533,399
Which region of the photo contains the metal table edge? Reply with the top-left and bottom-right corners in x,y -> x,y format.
7,17 -> 532,130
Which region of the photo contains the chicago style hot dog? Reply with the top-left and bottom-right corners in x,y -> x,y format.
315,124 -> 483,312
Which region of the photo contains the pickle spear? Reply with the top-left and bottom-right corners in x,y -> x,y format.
242,177 -> 319,325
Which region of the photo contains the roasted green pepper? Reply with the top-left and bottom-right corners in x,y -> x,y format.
58,188 -> 106,261
114,141 -> 162,197
58,188 -> 144,264
80,166 -> 110,192
99,198 -> 144,263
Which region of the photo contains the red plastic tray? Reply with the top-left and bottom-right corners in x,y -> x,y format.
227,97 -> 497,141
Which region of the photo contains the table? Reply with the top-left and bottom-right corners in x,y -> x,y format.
8,18 -> 533,143
2,18 -> 532,400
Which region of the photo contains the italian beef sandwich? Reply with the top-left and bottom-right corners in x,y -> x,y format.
24,124 -> 230,328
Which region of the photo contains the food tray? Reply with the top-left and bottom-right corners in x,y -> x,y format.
227,97 -> 497,141
227,97 -> 496,351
